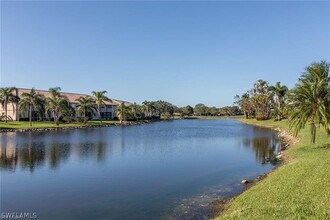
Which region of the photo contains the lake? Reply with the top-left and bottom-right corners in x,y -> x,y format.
0,119 -> 281,219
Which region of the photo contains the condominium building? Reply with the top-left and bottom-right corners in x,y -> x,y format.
0,88 -> 130,121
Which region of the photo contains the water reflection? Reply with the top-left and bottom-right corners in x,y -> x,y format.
1,120 -> 282,220
0,125 -> 281,173
242,126 -> 280,164
0,142 -> 17,171
0,131 -> 107,172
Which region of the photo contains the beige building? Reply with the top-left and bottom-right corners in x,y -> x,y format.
0,88 -> 130,121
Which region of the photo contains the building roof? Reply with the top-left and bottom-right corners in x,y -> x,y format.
16,88 -> 130,106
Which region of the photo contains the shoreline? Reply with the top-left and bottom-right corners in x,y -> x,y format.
0,119 -> 161,133
212,118 -> 300,218
0,116 -> 240,133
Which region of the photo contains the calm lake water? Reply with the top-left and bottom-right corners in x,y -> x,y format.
1,119 -> 280,220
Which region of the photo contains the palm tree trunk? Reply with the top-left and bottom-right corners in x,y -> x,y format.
29,105 -> 32,127
53,111 -> 57,125
56,112 -> 59,126
311,122 -> 316,144
5,102 -> 7,123
99,107 -> 102,123
277,98 -> 281,121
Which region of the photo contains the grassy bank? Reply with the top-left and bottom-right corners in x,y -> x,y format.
0,120 -> 148,130
215,119 -> 330,219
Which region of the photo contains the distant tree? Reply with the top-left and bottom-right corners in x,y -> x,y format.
269,82 -> 288,121
194,103 -> 208,116
19,88 -> 45,126
250,80 -> 273,120
129,102 -> 142,120
234,93 -> 253,119
45,87 -> 69,126
0,87 -> 19,123
179,105 -> 194,118
162,112 -> 172,120
92,90 -> 109,123
76,96 -> 96,124
219,106 -> 240,116
288,61 -> 329,144
154,100 -> 176,118
141,101 -> 155,118
209,106 -> 218,116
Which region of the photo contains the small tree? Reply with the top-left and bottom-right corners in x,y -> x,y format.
76,96 -> 96,124
45,87 -> 69,126
234,93 -> 253,119
19,88 -> 45,126
141,101 -> 155,118
0,87 -> 19,123
116,103 -> 130,123
92,90 -> 109,123
129,103 -> 142,120
269,82 -> 288,121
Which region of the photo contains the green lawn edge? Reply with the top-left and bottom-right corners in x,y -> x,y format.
0,120 -> 153,130
215,118 -> 330,220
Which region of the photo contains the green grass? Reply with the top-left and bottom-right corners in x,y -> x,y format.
0,120 -> 120,130
215,119 -> 330,220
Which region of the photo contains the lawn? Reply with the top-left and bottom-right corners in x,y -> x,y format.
0,120 -> 119,130
215,119 -> 330,219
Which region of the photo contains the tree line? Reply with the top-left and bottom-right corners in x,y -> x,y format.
234,60 -> 329,143
0,87 -> 242,126
0,87 -> 110,126
1,60 -> 328,143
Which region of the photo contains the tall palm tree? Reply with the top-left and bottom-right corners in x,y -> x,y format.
0,87 -> 19,123
288,61 -> 329,144
75,96 -> 96,124
269,82 -> 288,121
116,103 -> 130,123
92,90 -> 109,123
45,87 -> 69,126
19,88 -> 45,126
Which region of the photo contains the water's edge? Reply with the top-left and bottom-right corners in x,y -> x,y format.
212,119 -> 300,218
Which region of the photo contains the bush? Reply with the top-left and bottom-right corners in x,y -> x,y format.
62,116 -> 74,123
76,117 -> 88,123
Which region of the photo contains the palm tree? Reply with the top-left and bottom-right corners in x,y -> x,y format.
269,82 -> 288,121
0,87 -> 19,123
288,61 -> 329,144
234,92 -> 253,119
75,96 -> 96,123
45,87 -> 69,126
92,90 -> 109,123
19,88 -> 45,126
116,103 -> 130,123
129,102 -> 141,120
62,103 -> 76,123
141,101 -> 155,118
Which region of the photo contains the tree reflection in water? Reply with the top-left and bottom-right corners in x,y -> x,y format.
0,131 -> 106,173
242,127 -> 280,165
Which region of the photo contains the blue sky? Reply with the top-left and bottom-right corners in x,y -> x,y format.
1,1 -> 329,107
